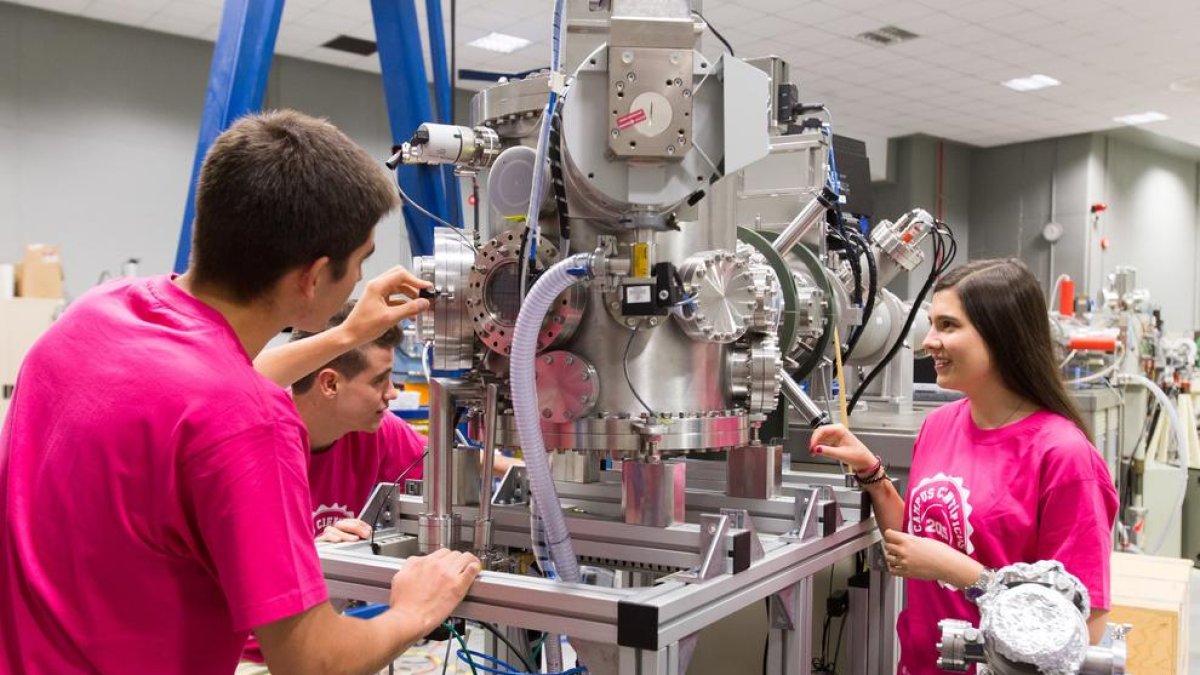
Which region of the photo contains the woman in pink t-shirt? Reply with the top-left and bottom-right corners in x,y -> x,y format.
811,258 -> 1118,674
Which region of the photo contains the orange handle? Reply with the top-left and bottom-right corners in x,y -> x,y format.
1067,336 -> 1117,352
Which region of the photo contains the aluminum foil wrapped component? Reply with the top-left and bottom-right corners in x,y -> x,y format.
979,581 -> 1089,675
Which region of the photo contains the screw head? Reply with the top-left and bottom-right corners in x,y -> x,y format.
542,408 -> 553,418
611,129 -> 620,138
621,50 -> 634,64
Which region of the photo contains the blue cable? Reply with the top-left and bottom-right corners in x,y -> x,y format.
455,649 -> 585,675
822,126 -> 842,198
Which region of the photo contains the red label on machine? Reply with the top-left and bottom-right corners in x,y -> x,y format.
616,108 -> 647,130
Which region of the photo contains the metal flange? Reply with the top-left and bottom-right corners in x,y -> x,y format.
535,351 -> 599,423
465,229 -> 587,356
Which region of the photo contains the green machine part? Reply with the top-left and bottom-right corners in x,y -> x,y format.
736,226 -> 838,443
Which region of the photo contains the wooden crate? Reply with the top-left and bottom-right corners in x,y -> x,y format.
1109,552 -> 1192,675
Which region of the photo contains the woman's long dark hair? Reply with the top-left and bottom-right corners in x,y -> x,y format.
935,258 -> 1092,441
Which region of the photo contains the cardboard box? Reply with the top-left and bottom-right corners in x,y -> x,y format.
15,244 -> 64,299
1109,551 -> 1192,675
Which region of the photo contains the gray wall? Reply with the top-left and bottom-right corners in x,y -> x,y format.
0,2 -> 471,301
1088,134 -> 1199,330
969,131 -> 1200,330
967,134 -> 1094,295
872,135 -> 971,298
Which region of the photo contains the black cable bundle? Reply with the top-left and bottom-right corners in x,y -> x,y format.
841,228 -> 877,361
547,107 -> 571,250
847,221 -> 957,415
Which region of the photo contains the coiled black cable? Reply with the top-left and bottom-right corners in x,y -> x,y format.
841,228 -> 877,361
847,221 -> 956,415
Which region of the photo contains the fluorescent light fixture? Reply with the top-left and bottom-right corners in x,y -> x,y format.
1002,74 -> 1061,92
1113,111 -> 1169,125
467,32 -> 531,53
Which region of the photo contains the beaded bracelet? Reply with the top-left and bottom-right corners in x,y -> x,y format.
856,463 -> 890,486
855,455 -> 882,479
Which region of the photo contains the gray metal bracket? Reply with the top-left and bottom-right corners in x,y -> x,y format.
781,485 -> 843,542
492,465 -> 529,506
720,507 -> 765,563
677,513 -> 731,583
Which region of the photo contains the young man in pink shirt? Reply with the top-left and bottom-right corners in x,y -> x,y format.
238,302 -> 428,671
0,110 -> 480,675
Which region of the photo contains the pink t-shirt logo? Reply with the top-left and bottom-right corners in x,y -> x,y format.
313,503 -> 354,534
908,473 -> 975,555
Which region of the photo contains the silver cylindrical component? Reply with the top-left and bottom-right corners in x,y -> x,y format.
475,383 -> 499,556
414,229 -> 476,371
402,123 -> 501,170
418,514 -> 462,554
621,459 -> 686,527
935,619 -> 984,672
726,443 -> 782,499
871,208 -> 933,286
772,189 -> 833,254
780,371 -> 830,428
419,377 -> 470,552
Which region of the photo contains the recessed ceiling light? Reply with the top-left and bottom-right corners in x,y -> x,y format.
1002,74 -> 1061,92
1113,111 -> 1169,125
322,35 -> 377,56
854,25 -> 919,46
467,32 -> 531,54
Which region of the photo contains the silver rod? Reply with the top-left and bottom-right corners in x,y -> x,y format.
772,190 -> 832,254
426,377 -> 458,517
476,383 -> 499,554
780,372 -> 831,428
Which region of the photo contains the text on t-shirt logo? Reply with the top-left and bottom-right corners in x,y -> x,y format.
312,503 -> 354,536
909,473 -> 975,554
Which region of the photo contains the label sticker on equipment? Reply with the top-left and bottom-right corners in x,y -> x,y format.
616,108 -> 648,130
625,285 -> 652,304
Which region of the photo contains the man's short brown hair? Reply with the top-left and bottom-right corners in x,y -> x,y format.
291,301 -> 402,394
190,110 -> 398,303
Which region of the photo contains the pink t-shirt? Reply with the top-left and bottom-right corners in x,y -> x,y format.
897,399 -> 1118,675
243,412 -> 426,663
309,412 -> 426,536
0,276 -> 328,674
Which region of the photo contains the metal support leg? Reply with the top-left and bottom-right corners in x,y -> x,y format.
419,377 -> 466,552
174,0 -> 284,272
847,582 -> 868,675
867,545 -> 900,675
767,577 -> 813,675
618,644 -> 679,675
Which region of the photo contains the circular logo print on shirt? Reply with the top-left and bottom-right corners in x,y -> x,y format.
908,473 -> 975,555
312,503 -> 354,535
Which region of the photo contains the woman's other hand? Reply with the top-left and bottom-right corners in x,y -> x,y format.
808,424 -> 876,473
882,529 -> 983,587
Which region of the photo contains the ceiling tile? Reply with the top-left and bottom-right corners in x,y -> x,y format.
155,1 -> 219,24
83,3 -> 156,24
15,0 -> 1200,152
102,0 -> 170,11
